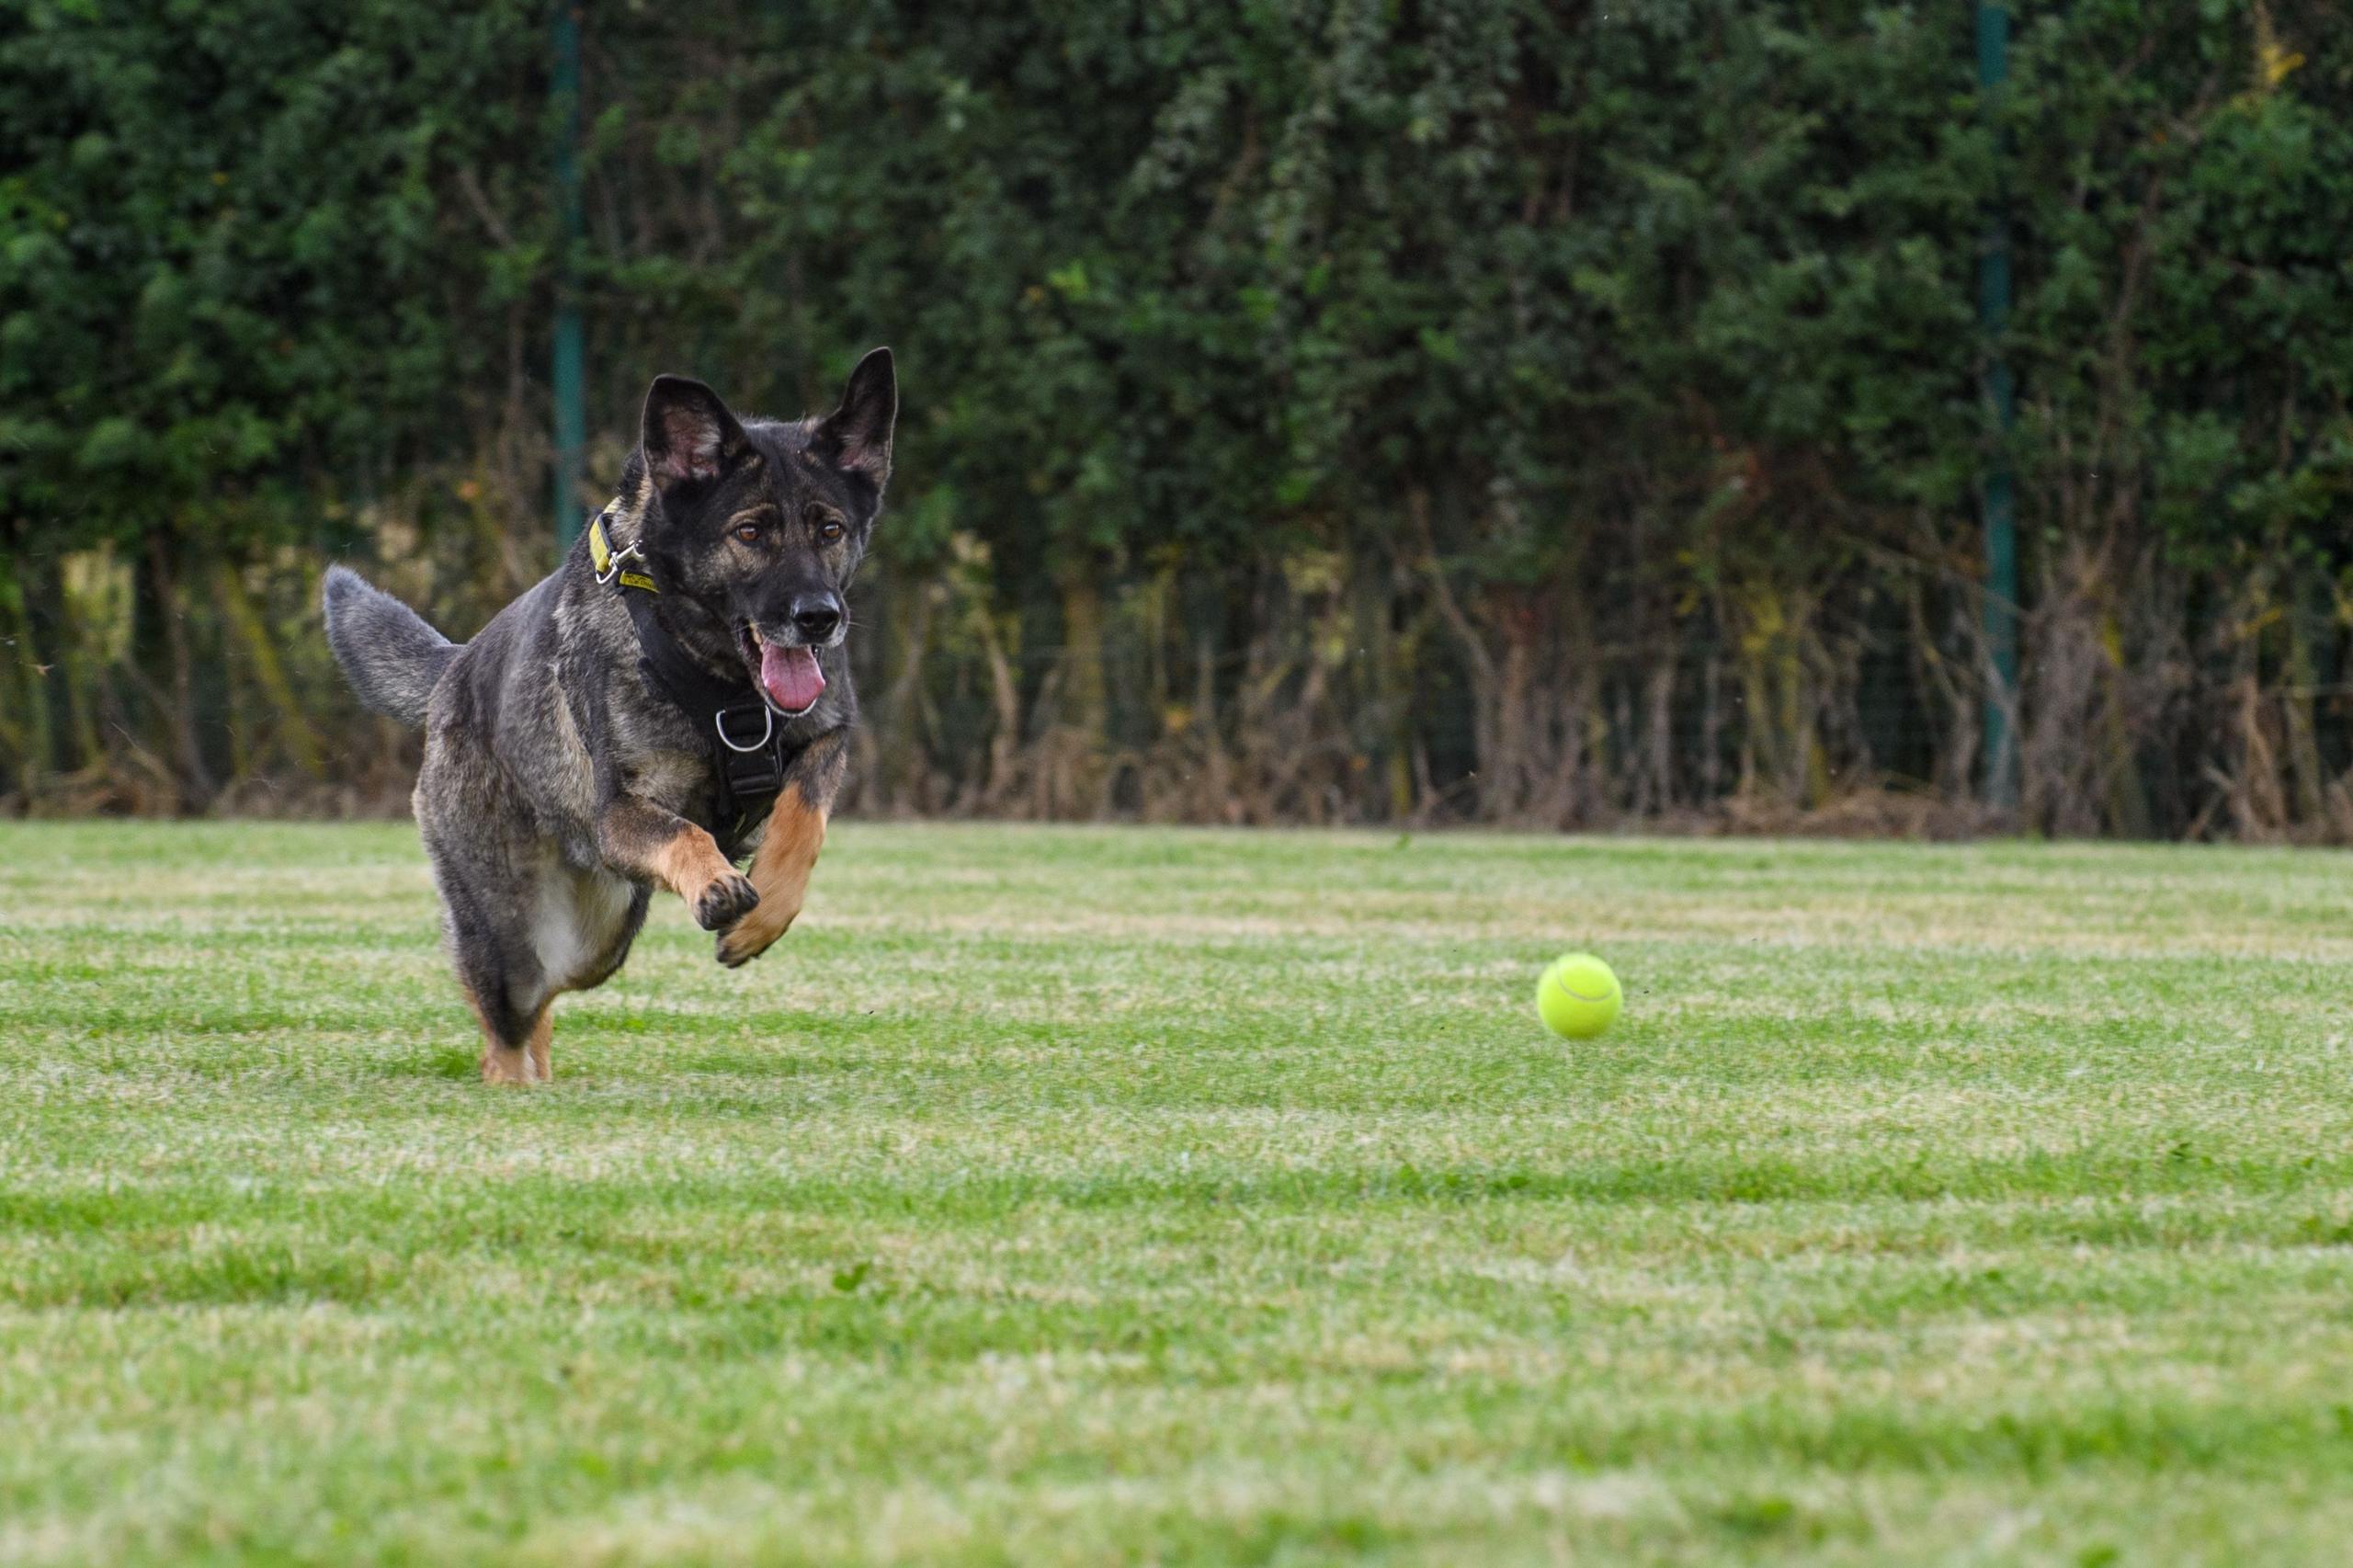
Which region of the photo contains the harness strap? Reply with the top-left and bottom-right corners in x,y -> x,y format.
588,505 -> 791,847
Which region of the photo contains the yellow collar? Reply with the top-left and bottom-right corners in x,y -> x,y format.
588,508 -> 657,594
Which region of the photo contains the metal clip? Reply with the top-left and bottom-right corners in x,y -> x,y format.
594,534 -> 644,587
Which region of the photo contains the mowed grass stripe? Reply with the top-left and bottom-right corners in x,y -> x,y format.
4,821 -> 2352,1563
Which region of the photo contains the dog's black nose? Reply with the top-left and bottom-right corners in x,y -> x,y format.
792,597 -> 842,642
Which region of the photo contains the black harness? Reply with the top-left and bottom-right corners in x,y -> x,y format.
588,506 -> 792,849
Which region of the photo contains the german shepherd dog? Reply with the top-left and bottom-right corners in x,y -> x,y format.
323,351 -> 895,1083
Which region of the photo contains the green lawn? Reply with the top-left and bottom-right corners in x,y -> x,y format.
4,822 -> 2353,1565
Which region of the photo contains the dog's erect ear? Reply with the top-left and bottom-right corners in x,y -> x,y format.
640,375 -> 750,493
808,347 -> 896,491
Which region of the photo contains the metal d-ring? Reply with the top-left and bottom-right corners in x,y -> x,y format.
715,703 -> 774,754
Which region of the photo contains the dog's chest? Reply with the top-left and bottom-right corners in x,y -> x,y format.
532,860 -> 639,989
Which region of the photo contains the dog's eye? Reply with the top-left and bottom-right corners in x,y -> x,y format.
819,519 -> 845,543
733,523 -> 762,544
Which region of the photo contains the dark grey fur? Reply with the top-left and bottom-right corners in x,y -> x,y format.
322,351 -> 897,1074
322,568 -> 457,724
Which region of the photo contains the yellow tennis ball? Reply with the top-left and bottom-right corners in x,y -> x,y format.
1536,952 -> 1622,1040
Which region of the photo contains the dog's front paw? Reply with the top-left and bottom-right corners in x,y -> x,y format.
693,871 -> 761,932
715,903 -> 797,968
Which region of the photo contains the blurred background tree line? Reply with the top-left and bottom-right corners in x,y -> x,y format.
5,0 -> 2352,835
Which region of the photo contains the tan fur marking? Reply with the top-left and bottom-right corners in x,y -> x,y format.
465,988 -> 552,1086
650,821 -> 737,905
716,790 -> 828,965
605,474 -> 652,542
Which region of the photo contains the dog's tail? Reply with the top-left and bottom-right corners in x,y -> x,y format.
322,565 -> 460,726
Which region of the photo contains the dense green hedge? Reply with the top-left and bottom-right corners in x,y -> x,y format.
5,1 -> 2352,834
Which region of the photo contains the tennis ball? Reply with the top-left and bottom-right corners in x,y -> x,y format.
1536,952 -> 1621,1040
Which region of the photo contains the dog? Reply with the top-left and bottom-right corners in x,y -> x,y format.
323,350 -> 895,1083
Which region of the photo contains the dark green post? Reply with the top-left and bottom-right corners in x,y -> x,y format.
1975,1 -> 2018,808
551,3 -> 586,557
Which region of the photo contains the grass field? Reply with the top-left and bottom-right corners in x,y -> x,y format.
5,822 -> 2353,1564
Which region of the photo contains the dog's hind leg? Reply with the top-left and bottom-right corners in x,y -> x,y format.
421,775 -> 563,1085
456,865 -> 641,1083
521,1006 -> 551,1081
446,894 -> 555,1085
463,982 -> 552,1085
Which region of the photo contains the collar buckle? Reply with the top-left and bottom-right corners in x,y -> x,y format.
588,506 -> 654,591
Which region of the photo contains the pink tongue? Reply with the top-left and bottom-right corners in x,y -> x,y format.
759,643 -> 825,712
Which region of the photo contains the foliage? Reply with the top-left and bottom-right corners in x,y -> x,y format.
5,1 -> 2353,835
